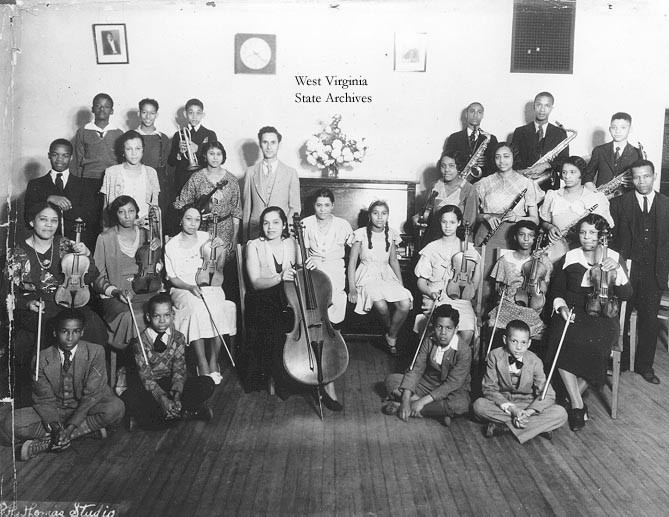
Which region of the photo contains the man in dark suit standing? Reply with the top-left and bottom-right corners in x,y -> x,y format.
511,91 -> 569,190
443,102 -> 498,181
583,112 -> 642,194
23,139 -> 98,251
610,159 -> 669,384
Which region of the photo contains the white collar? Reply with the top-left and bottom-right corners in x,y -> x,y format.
58,345 -> 78,364
145,326 -> 172,342
434,332 -> 459,351
635,190 -> 655,208
611,141 -> 628,151
188,123 -> 201,132
467,127 -> 479,137
136,126 -> 161,136
49,169 -> 70,184
84,121 -> 119,133
534,121 -> 548,135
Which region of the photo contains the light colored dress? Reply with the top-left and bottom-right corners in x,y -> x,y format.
413,238 -> 480,334
347,227 -> 413,315
539,187 -> 613,262
164,230 -> 237,342
100,163 -> 161,221
301,215 -> 353,324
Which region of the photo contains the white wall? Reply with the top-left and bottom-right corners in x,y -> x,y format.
8,0 -> 669,204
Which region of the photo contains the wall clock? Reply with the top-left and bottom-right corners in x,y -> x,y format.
235,33 -> 276,74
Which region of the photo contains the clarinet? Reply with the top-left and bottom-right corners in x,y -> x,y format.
480,188 -> 527,245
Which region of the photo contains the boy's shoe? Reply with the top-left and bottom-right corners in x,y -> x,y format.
539,430 -> 553,441
484,422 -> 510,438
568,408 -> 586,432
19,436 -> 68,461
381,401 -> 399,416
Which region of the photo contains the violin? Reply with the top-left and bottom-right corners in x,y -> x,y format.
195,213 -> 225,287
515,230 -> 548,311
586,229 -> 619,318
417,190 -> 438,240
283,213 -> 349,419
133,205 -> 163,294
195,178 -> 229,214
446,221 -> 477,300
54,218 -> 90,308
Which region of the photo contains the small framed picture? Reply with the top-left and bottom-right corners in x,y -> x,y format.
394,32 -> 427,72
92,24 -> 129,64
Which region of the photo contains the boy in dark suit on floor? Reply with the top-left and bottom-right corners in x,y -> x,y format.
473,320 -> 567,443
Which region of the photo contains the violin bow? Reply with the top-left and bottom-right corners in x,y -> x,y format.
125,291 -> 149,366
35,298 -> 43,381
486,286 -> 507,357
542,306 -> 575,400
200,291 -> 236,368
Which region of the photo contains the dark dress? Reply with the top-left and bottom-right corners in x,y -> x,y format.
546,248 -> 632,386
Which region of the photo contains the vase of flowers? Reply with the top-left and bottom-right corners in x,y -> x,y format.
304,114 -> 367,178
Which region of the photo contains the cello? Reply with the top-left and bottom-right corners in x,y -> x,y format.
446,221 -> 477,300
195,213 -> 226,287
54,218 -> 90,308
283,213 -> 349,419
132,205 -> 163,294
515,229 -> 549,311
586,229 -> 619,318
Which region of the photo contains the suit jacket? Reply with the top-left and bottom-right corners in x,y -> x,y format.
23,172 -> 98,242
167,126 -> 217,173
481,347 -> 555,413
32,341 -> 115,427
443,128 -> 499,178
511,122 -> 568,170
583,142 -> 642,187
400,335 -> 471,401
610,190 -> 669,289
242,159 -> 301,239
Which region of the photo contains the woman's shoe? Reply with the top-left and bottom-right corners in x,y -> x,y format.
383,334 -> 398,356
568,407 -> 586,432
320,388 -> 343,412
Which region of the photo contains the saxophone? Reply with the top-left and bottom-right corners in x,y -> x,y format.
521,121 -> 578,185
596,141 -> 645,199
460,130 -> 492,184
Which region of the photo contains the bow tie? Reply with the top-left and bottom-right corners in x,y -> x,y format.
508,355 -> 523,369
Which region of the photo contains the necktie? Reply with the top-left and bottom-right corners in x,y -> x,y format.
508,355 -> 523,369
643,196 -> 649,215
614,146 -> 621,168
153,332 -> 167,353
55,173 -> 64,193
535,127 -> 542,143
63,350 -> 72,372
190,125 -> 196,134
469,130 -> 477,152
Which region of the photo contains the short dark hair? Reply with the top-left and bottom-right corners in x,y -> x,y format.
147,293 -> 173,314
437,150 -> 464,171
49,138 -> 73,155
534,91 -> 554,104
185,98 -> 204,111
513,220 -> 538,235
576,213 -> 610,237
630,159 -> 655,175
118,129 -> 145,150
611,112 -> 631,124
139,98 -> 159,111
201,141 -> 227,164
92,92 -> 114,108
259,206 -> 290,240
258,126 -> 282,143
54,308 -> 86,329
179,205 -> 203,226
492,141 -> 519,163
505,319 -> 530,337
466,102 -> 484,111
561,156 -> 588,179
313,188 -> 335,204
108,195 -> 140,225
25,201 -> 60,226
434,303 -> 460,327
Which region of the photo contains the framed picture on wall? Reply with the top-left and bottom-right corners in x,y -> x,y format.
394,32 -> 427,72
92,23 -> 129,64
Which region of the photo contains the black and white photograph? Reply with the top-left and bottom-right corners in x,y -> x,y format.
93,23 -> 128,64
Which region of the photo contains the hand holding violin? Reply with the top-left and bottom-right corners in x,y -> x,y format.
599,257 -> 619,273
68,240 -> 90,257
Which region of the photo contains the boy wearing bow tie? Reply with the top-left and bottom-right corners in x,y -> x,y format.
473,320 -> 567,443
120,293 -> 215,430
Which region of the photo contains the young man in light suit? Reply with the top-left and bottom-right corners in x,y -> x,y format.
242,126 -> 301,239
473,320 -> 567,443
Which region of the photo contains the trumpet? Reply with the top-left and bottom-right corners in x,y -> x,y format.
178,126 -> 200,171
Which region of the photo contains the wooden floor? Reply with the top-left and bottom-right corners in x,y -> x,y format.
2,339 -> 669,516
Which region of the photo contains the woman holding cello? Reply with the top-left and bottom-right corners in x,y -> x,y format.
546,214 -> 631,431
414,205 -> 481,348
4,202 -> 107,407
164,206 -> 237,383
93,195 -> 162,350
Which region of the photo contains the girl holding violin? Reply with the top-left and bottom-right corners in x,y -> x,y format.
488,221 -> 552,341
414,205 -> 481,348
546,214 -> 632,431
413,151 -> 478,247
300,189 -> 353,326
347,200 -> 413,356
4,202 -> 107,407
93,195 -> 161,350
173,141 -> 241,259
475,142 -> 543,306
100,130 -> 160,225
539,156 -> 613,262
164,206 -> 237,383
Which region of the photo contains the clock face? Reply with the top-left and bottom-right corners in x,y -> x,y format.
235,33 -> 276,74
